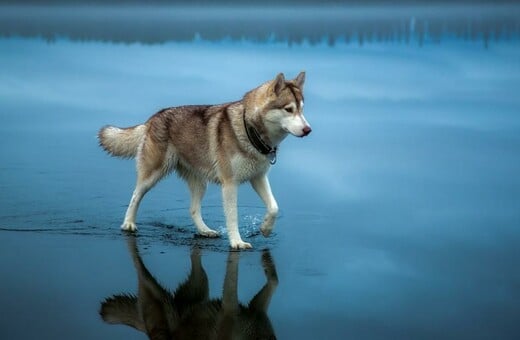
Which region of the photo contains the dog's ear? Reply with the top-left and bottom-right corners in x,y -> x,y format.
272,73 -> 285,95
294,71 -> 305,89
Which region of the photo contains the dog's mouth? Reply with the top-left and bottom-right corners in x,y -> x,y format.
296,126 -> 312,138
282,125 -> 312,138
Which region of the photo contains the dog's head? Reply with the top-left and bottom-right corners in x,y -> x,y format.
265,72 -> 311,138
247,72 -> 311,139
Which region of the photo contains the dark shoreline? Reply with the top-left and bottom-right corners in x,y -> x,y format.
1,4 -> 519,44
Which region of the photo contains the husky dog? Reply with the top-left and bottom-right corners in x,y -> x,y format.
100,236 -> 278,339
98,72 -> 311,249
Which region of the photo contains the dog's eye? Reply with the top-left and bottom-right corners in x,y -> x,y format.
285,107 -> 294,113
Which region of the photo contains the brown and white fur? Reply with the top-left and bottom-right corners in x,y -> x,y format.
98,72 -> 311,249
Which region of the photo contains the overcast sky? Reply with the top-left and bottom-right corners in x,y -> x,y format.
1,0 -> 519,5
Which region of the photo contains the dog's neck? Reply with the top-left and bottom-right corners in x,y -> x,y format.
243,110 -> 275,163
241,85 -> 289,160
242,109 -> 288,164
262,119 -> 289,147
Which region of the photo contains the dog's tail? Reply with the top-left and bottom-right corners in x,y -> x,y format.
100,294 -> 145,331
98,124 -> 146,158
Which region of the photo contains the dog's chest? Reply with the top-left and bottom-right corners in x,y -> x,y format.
230,154 -> 270,183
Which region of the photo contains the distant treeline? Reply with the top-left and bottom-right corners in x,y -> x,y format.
1,4 -> 519,46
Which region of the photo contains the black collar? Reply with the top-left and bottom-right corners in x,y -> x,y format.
243,110 -> 277,165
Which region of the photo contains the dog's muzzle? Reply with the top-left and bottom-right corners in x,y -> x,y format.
302,125 -> 312,137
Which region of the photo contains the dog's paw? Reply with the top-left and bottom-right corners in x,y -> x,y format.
260,225 -> 273,237
260,219 -> 275,237
261,251 -> 279,283
230,239 -> 253,250
121,222 -> 137,232
199,228 -> 220,238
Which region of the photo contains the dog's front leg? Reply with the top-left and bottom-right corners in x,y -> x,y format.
222,251 -> 239,311
222,181 -> 252,249
250,175 -> 279,237
248,250 -> 278,312
216,251 -> 240,337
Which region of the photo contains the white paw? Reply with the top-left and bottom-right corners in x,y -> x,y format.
121,221 -> 137,232
260,218 -> 275,237
260,225 -> 273,237
230,239 -> 252,250
199,228 -> 220,238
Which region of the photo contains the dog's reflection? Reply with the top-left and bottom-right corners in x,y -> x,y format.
100,236 -> 278,339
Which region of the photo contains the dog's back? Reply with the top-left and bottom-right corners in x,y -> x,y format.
99,101 -> 259,183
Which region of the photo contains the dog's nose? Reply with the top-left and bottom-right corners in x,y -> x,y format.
302,126 -> 312,136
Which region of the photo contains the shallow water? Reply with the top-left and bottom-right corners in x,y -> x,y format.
1,5 -> 520,340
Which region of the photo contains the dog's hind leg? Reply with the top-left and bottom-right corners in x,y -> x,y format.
121,169 -> 163,231
187,177 -> 219,237
121,143 -> 166,231
173,247 -> 210,314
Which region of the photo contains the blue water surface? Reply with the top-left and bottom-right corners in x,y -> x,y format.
1,7 -> 520,339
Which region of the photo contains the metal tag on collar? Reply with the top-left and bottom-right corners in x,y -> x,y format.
267,150 -> 277,165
